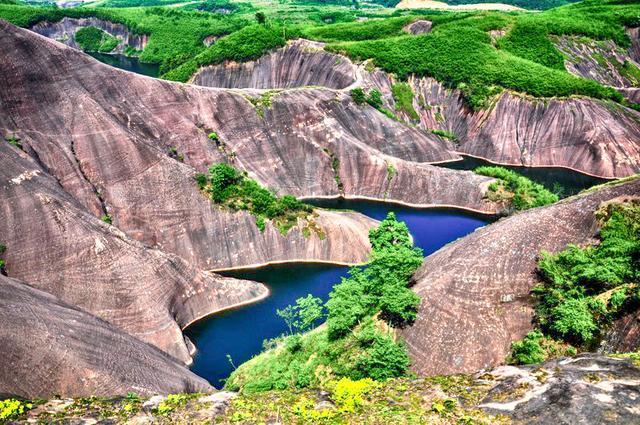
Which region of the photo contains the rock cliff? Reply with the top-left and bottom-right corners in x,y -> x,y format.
401,178 -> 640,376
192,39 -> 357,89
30,17 -> 148,53
0,143 -> 268,364
0,275 -> 213,398
0,21 -> 499,275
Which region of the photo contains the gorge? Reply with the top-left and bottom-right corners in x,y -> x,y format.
1,0 -> 639,422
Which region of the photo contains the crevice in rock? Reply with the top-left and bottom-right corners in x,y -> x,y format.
69,139 -> 109,218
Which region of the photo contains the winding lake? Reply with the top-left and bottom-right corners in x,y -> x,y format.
185,201 -> 490,387
88,52 -> 159,77
437,155 -> 610,196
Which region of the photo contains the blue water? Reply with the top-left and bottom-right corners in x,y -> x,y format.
88,52 -> 160,77
184,201 -> 490,387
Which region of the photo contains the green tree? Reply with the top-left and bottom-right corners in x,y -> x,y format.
509,331 -> 546,364
209,163 -> 239,202
277,294 -> 325,334
255,12 -> 266,25
350,88 -> 366,105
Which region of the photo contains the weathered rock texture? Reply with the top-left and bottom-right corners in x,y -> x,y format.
480,354 -> 640,424
554,35 -> 640,88
0,20 -> 499,276
192,40 -> 357,89
0,275 -> 213,398
358,60 -> 640,179
0,143 -> 268,364
30,17 -> 148,53
403,19 -> 432,35
401,178 -> 640,376
601,311 -> 640,354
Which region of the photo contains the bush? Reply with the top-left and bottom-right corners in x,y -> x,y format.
209,163 -> 240,202
75,26 -> 120,53
331,378 -> 375,412
391,83 -> 419,121
532,200 -> 640,348
474,166 -> 558,210
509,331 -> 547,364
350,88 -> 366,105
0,399 -> 32,421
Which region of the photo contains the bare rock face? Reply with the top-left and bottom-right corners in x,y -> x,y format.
403,20 -> 432,35
192,40 -> 357,89
0,20 -> 499,274
401,178 -> 640,376
30,17 -> 148,53
601,311 -> 640,354
480,354 -> 640,425
554,35 -> 640,88
0,275 -> 213,398
0,143 -> 268,364
361,65 -> 640,179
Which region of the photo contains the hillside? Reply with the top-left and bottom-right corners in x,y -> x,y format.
0,0 -> 639,422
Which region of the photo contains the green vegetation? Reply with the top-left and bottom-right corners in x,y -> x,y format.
391,82 -> 419,121
227,213 -> 423,392
0,244 -> 6,274
0,399 -> 32,421
350,87 -> 366,105
441,0 -> 580,10
75,26 -> 119,53
5,135 -> 23,150
101,214 -> 112,224
431,129 -> 457,141
197,163 -> 314,234
474,166 -> 559,210
510,200 -> 639,363
7,374 -> 507,423
164,24 -> 291,82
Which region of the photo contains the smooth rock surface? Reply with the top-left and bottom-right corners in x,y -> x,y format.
401,178 -> 640,376
192,39 -> 357,89
0,275 -> 213,398
0,143 -> 267,364
480,354 -> 640,424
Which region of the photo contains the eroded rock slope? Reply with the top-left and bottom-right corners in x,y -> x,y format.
0,21 -> 499,275
192,39 -> 357,89
31,17 -> 148,53
0,143 -> 267,364
0,275 -> 213,398
401,178 -> 640,376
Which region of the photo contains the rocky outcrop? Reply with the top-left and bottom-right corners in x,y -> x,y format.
480,354 -> 640,424
359,60 -> 640,179
30,17 -> 148,54
401,178 -> 640,376
0,143 -> 268,364
0,275 -> 213,398
601,311 -> 640,354
554,34 -> 640,88
0,20 -> 500,275
403,20 -> 432,35
192,40 -> 357,89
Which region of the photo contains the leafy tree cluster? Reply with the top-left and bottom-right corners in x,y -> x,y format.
474,166 -> 559,210
442,0 -> 580,10
226,213 -> 423,392
391,82 -> 419,121
163,24 -> 293,82
510,200 -> 639,364
75,26 -> 120,53
197,163 -> 312,233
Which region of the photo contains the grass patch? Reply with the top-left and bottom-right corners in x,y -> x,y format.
391,82 -> 419,121
196,163 -> 314,234
475,166 -> 559,210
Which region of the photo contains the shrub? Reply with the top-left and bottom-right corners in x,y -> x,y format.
209,163 -> 240,202
353,328 -> 410,381
0,399 -> 32,421
391,83 -> 419,121
277,294 -> 325,334
474,166 -> 558,210
366,89 -> 383,109
350,88 -> 366,105
331,378 -> 375,412
509,331 -> 547,364
75,26 -> 119,53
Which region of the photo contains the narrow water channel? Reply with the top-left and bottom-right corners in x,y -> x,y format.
437,155 -> 610,196
185,201 -> 490,387
88,52 -> 160,77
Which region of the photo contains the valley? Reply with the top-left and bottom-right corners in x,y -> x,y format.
0,0 -> 639,423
